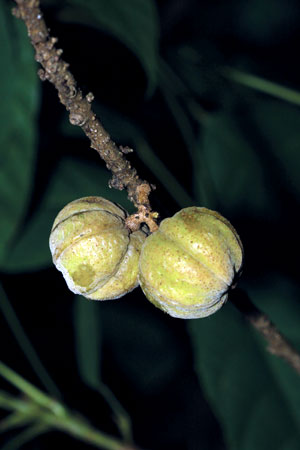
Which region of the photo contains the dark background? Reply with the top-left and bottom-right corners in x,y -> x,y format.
1,0 -> 300,449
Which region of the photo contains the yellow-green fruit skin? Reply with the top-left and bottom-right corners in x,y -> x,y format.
49,197 -> 146,300
139,207 -> 243,319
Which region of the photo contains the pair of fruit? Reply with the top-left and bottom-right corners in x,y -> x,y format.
49,197 -> 243,319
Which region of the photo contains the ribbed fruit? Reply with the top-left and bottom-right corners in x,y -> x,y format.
139,207 -> 243,318
49,196 -> 146,300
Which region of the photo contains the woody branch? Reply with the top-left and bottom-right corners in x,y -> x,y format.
12,0 -> 159,232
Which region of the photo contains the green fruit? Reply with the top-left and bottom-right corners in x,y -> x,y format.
49,197 -> 146,300
139,207 -> 243,319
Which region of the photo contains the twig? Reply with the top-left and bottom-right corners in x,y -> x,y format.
231,289 -> 300,375
12,0 -> 158,232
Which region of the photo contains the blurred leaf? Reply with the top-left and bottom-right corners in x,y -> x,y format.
189,300 -> 300,450
101,299 -> 188,394
159,60 -> 196,158
234,0 -> 299,44
2,157 -> 132,273
59,0 -> 159,93
135,137 -> 193,207
195,113 -> 275,216
73,296 -> 102,389
73,296 -> 133,442
0,3 -> 39,264
172,45 -> 225,101
248,100 -> 300,197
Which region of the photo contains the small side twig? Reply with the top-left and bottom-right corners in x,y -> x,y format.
13,0 -> 158,232
231,289 -> 300,375
250,314 -> 300,374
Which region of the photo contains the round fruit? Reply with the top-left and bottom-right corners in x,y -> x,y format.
139,207 -> 243,319
49,196 -> 146,300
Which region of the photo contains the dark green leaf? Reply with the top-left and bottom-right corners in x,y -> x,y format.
101,299 -> 188,394
235,0 -> 298,44
0,4 -> 39,264
73,295 -> 102,388
196,113 -> 275,216
248,100 -> 300,197
189,296 -> 300,450
73,295 -> 133,441
3,157 -> 133,272
59,0 -> 159,93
